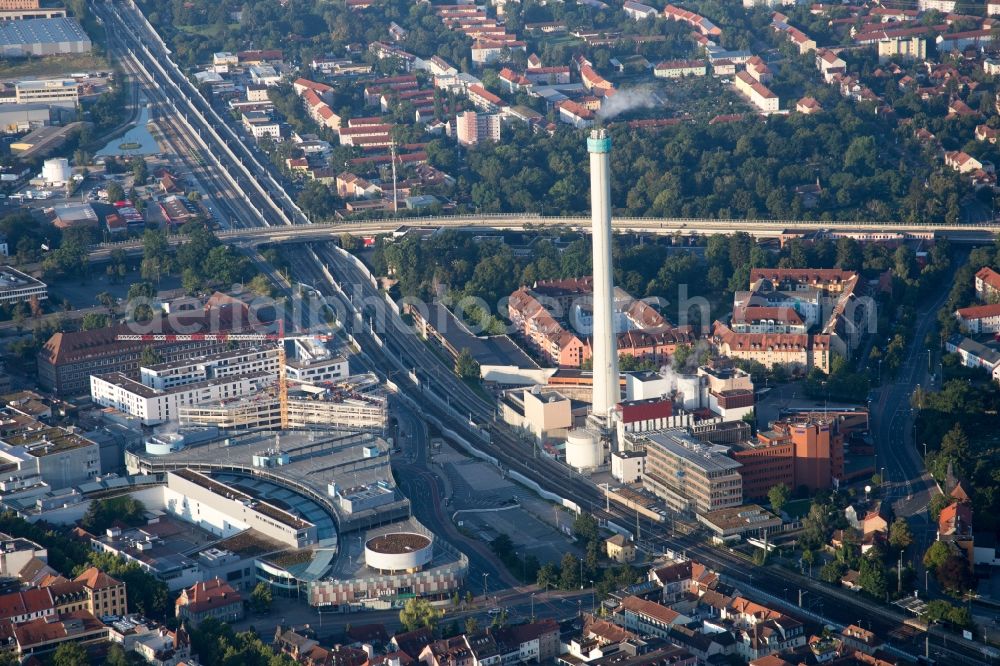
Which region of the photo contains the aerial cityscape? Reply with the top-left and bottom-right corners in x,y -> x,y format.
0,0 -> 998,664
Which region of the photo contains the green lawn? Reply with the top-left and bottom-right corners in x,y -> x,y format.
782,498 -> 812,520
175,23 -> 238,39
0,53 -> 110,80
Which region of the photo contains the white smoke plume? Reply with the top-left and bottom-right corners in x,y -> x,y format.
596,86 -> 659,121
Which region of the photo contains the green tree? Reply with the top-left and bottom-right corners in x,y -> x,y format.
132,156 -> 149,185
889,518 -> 913,552
465,617 -> 479,634
536,562 -> 558,589
248,274 -> 274,297
820,560 -> 847,584
936,555 -> 974,593
106,181 -> 125,203
250,581 -> 272,613
97,291 -> 116,315
767,484 -> 790,515
490,533 -> 515,560
455,348 -> 480,380
399,597 -> 440,631
559,553 -> 580,589
141,347 -> 163,367
52,642 -> 88,666
858,551 -> 887,599
181,267 -> 202,295
340,233 -> 359,251
82,497 -> 146,533
923,540 -> 951,571
572,513 -> 599,543
80,312 -> 109,330
106,642 -> 129,666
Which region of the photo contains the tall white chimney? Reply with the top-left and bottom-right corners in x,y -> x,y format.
588,128 -> 619,421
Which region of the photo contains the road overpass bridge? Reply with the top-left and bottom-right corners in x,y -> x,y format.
88,214 -> 1000,262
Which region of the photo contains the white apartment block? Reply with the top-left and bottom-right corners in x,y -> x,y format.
90,371 -> 273,425
918,0 -> 955,11
653,60 -> 707,78
243,114 -> 281,139
140,346 -> 279,390
734,71 -> 778,112
285,337 -> 349,383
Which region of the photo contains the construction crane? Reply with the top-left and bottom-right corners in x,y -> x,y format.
116,330 -> 333,430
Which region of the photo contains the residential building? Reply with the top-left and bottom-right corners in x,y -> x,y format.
556,100 -> 594,128
731,306 -> 807,334
90,370 -> 273,426
0,266 -> 46,306
936,29 -> 991,53
467,84 -> 503,111
976,125 -> 1000,144
734,71 -> 778,112
653,60 -> 707,78
663,4 -> 721,37
178,375 -> 388,432
745,56 -> 771,83
243,112 -> 281,139
945,335 -> 1000,377
877,37 -> 926,62
955,303 -> 1000,334
47,567 -> 128,618
772,16 -> 816,54
605,534 -> 636,562
638,429 -> 743,515
613,595 -> 689,638
454,110 -> 501,146
815,49 -> 846,83
175,578 -> 244,628
713,323 -> 831,373
975,267 -> 1000,302
623,1 -> 657,19
14,79 -> 77,107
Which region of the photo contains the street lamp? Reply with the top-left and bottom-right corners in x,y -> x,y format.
530,592 -> 536,622
589,580 -> 595,615
483,573 -> 489,600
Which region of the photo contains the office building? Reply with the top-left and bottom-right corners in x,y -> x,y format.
0,266 -> 45,306
14,79 -> 78,107
0,414 -> 101,490
739,416 -> 845,498
638,429 -> 743,515
38,300 -> 260,396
